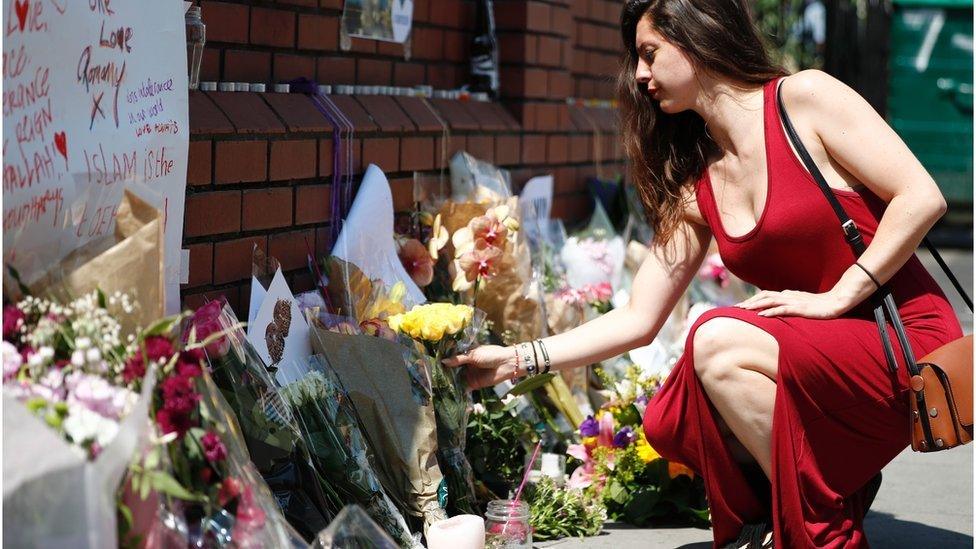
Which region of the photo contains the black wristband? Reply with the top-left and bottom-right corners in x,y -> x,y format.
855,262 -> 882,289
537,339 -> 551,374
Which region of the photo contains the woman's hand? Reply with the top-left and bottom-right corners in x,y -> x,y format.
735,289 -> 852,319
442,345 -> 517,390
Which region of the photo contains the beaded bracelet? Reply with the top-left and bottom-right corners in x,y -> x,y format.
511,349 -> 521,383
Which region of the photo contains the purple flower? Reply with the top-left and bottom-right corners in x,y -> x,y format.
579,415 -> 599,437
635,394 -> 649,407
613,426 -> 635,448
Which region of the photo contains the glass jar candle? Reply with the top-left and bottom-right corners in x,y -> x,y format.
484,500 -> 531,549
185,5 -> 206,90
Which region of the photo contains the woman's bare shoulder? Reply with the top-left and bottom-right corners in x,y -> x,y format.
779,69 -> 857,115
679,179 -> 708,227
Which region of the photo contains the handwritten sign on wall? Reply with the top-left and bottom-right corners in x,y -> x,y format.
3,0 -> 189,313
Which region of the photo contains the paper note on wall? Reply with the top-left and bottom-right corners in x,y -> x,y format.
2,0 -> 190,314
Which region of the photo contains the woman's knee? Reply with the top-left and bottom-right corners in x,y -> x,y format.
691,316 -> 779,383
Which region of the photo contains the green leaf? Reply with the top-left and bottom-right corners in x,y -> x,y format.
507,373 -> 555,396
143,316 -> 180,338
97,288 -> 107,309
147,470 -> 206,502
144,448 -> 160,470
138,470 -> 151,500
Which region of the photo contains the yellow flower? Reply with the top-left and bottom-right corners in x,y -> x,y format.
386,303 -> 474,343
635,431 -> 661,464
582,436 -> 598,449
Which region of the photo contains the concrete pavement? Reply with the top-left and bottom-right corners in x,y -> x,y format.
538,248 -> 974,548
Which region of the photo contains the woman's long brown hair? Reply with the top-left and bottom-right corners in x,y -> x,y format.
617,0 -> 786,243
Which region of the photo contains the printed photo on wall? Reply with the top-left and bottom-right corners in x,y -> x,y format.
341,0 -> 413,44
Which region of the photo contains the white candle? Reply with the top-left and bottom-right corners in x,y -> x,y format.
427,514 -> 486,549
540,453 -> 564,478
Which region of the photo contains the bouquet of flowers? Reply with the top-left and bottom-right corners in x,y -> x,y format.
2,292 -> 153,548
280,355 -> 418,547
387,303 -> 481,516
566,365 -> 707,527
122,318 -> 306,547
187,299 -> 339,540
522,476 -> 605,541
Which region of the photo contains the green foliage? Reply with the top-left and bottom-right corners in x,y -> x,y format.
466,393 -> 536,492
751,0 -> 820,70
523,477 -> 606,541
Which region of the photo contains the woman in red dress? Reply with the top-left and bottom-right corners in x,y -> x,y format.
446,0 -> 964,546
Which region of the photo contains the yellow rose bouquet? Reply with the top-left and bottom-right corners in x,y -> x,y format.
387,303 -> 483,516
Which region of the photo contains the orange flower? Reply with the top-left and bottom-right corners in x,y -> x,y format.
397,238 -> 434,287
468,214 -> 508,249
668,461 -> 695,480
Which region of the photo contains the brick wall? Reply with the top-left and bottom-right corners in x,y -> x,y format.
182,0 -> 627,315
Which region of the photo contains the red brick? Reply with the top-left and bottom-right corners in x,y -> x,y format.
557,104 -> 574,131
389,177 -> 414,211
413,0 -> 431,22
262,93 -> 333,133
270,139 -> 317,181
500,67 -> 525,99
296,185 -> 332,225
443,30 -> 467,63
394,63 -> 425,87
547,135 -> 569,164
204,2 -> 249,43
213,236 -> 268,285
274,54 -> 315,82
486,102 -> 521,130
243,188 -> 293,230
377,41 -> 405,57
460,101 -> 508,131
190,92 -> 234,135
394,97 -> 444,132
526,1 -> 551,32
200,48 -> 220,82
570,135 -> 591,163
499,33 -> 536,65
326,95 -> 378,132
525,68 -> 548,98
298,14 -> 339,51
429,0 -> 462,26
412,27 -> 444,61
521,134 -> 546,164
495,135 -> 521,166
538,36 -> 563,67
183,190 -> 241,238
427,65 -> 463,89
207,92 -> 285,134
357,58 -> 392,85
549,71 -> 572,99
183,243 -> 213,288
362,137 -> 400,173
250,7 -> 295,48
290,271 -> 316,294
437,135 -> 467,168
466,135 -> 494,163
348,37 -> 377,54
400,137 -> 435,171
495,3 -> 528,30
536,103 -> 559,131
552,6 -> 572,37
430,99 -> 479,131
223,50 -> 271,83
318,139 -> 333,177
554,166 -> 579,194
320,0 -> 343,9
187,141 -> 212,186
316,56 -> 356,84
215,140 -> 267,184
268,229 -> 315,271
277,0 -> 317,6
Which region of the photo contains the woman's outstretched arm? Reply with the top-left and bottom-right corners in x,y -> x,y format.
448,218 -> 712,389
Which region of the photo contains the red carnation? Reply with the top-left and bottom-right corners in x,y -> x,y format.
122,355 -> 146,383
202,431 -> 227,462
3,306 -> 25,341
156,408 -> 192,438
144,336 -> 175,362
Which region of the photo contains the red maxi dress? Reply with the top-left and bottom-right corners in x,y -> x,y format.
642,78 -> 963,548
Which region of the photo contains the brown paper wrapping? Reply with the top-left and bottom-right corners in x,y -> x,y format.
438,198 -> 544,344
28,190 -> 164,335
309,326 -> 446,531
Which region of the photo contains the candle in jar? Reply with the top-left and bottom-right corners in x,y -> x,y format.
427,514 -> 485,549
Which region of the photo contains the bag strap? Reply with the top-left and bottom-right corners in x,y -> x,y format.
774,80 -> 937,376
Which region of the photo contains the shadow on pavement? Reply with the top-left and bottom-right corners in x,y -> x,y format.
865,511 -> 973,548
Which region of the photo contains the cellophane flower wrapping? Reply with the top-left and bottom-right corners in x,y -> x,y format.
311,505 -> 399,549
187,298 -> 340,540
280,354 -> 419,548
2,292 -> 154,548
